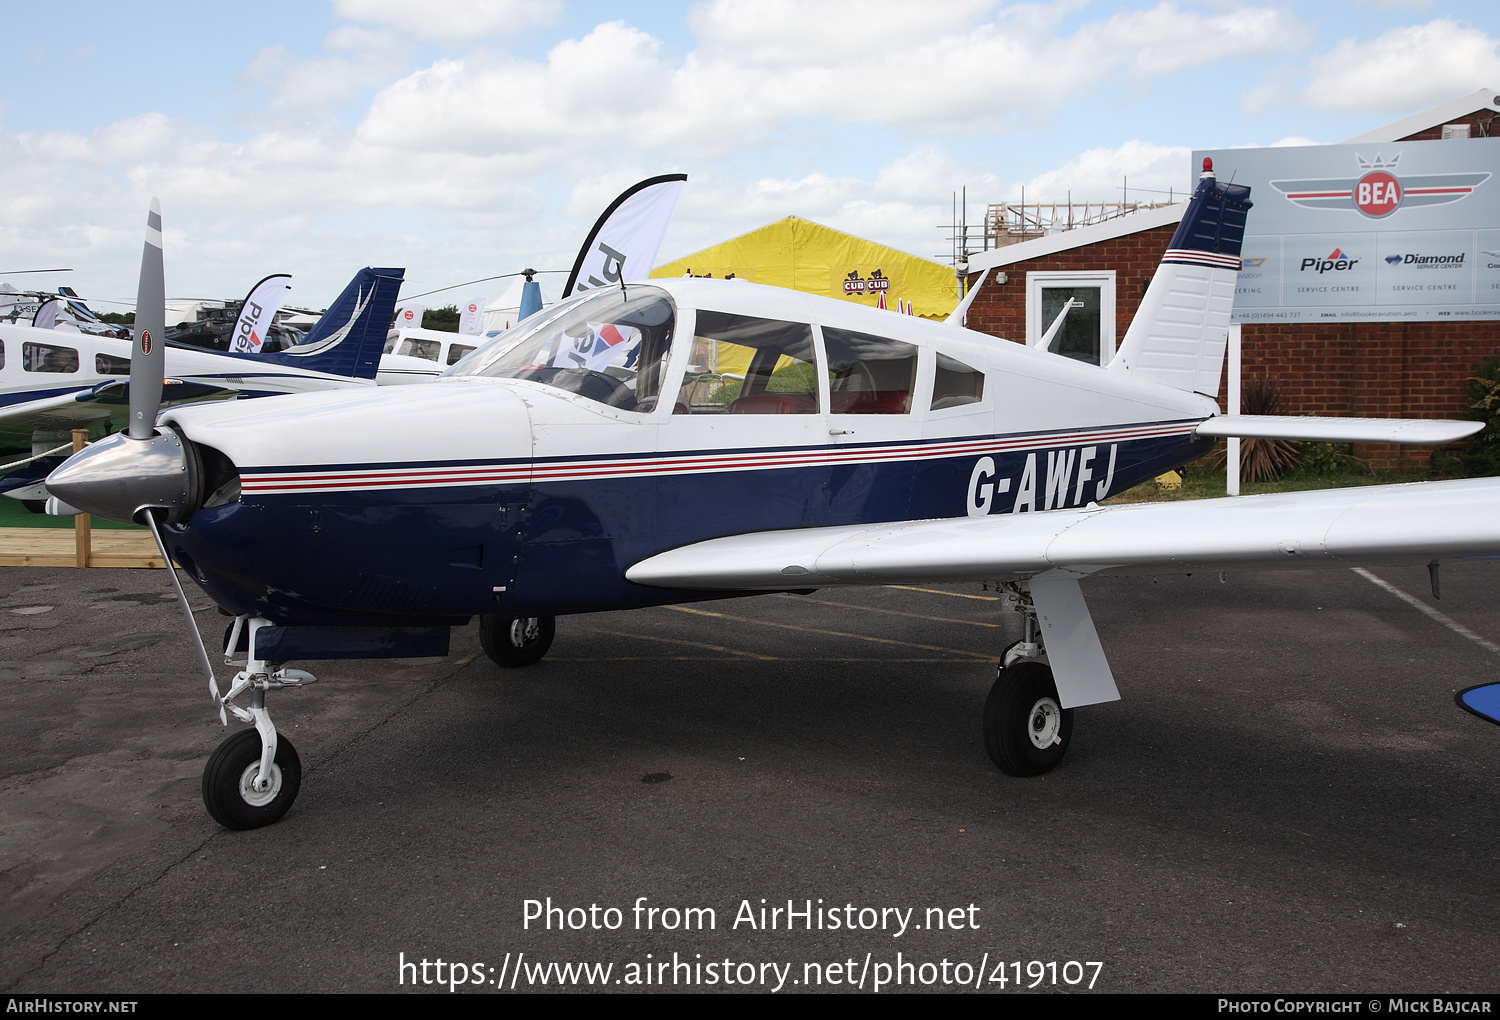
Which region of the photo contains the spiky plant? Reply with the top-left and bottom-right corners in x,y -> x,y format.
1204,375 -> 1301,482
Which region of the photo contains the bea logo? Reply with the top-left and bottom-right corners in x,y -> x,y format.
1355,171 -> 1402,218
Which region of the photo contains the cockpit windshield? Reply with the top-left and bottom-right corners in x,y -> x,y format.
446,286 -> 675,413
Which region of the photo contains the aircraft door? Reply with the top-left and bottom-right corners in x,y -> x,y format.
822,325 -> 920,525
663,310 -> 830,536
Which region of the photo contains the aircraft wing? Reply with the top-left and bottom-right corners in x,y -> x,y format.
626,477 -> 1500,590
0,380 -> 239,449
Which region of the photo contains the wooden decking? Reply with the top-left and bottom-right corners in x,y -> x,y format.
0,525 -> 165,568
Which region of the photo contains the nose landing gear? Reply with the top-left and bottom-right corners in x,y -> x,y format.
202,616 -> 317,830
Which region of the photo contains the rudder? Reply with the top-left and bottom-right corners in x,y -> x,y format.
255,267 -> 405,380
1108,162 -> 1250,397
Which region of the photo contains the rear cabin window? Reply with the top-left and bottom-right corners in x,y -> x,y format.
447,285 -> 676,413
395,337 -> 441,362
447,343 -> 476,366
96,353 -> 130,375
931,353 -> 985,410
824,327 -> 916,414
23,342 -> 79,373
675,311 -> 819,415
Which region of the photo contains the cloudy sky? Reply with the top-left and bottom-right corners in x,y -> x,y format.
2,0 -> 1496,311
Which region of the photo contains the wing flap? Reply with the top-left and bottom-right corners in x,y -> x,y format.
1196,414 -> 1480,444
625,478 -> 1500,590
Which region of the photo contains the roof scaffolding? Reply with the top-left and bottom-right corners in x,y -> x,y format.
985,199 -> 1176,248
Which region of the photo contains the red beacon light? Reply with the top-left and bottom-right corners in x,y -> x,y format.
1201,156 -> 1215,180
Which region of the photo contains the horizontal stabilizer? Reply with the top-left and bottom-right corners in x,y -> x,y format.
626,477 -> 1500,590
1196,415 -> 1481,445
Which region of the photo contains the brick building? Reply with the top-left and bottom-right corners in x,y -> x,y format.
962,88 -> 1500,469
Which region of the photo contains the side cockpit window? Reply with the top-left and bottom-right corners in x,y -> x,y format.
447,286 -> 675,413
931,353 -> 984,410
825,327 -> 916,414
675,311 -> 819,414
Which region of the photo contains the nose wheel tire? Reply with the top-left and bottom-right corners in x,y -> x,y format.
983,661 -> 1073,777
480,615 -> 555,667
202,728 -> 302,830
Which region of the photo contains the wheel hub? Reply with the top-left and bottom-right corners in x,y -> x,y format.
510,618 -> 541,646
1027,697 -> 1062,749
238,761 -> 283,806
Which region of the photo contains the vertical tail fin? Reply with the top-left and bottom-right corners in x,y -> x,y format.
1107,162 -> 1251,397
254,267 -> 404,380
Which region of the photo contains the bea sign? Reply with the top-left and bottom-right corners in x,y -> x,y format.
1355,171 -> 1402,218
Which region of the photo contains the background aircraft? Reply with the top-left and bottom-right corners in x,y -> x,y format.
46,169 -> 1496,829
0,266 -> 402,508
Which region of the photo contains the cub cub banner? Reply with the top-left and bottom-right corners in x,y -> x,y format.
564,174 -> 687,298
229,274 -> 291,354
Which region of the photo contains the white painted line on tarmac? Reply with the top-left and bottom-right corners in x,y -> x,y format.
1353,567 -> 1500,657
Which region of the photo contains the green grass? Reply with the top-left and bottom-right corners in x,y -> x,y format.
0,495 -> 143,530
1103,464 -> 1447,504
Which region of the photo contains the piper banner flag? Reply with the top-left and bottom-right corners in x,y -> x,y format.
395,304 -> 425,330
229,274 -> 291,353
564,174 -> 687,298
1196,138 -> 1500,323
459,298 -> 487,336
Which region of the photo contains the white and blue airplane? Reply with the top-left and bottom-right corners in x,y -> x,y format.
47,170 -> 1500,830
0,267 -> 403,505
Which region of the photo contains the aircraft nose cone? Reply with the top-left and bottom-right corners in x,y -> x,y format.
45,429 -> 197,526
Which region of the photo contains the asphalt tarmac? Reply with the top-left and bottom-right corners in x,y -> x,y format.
1,560 -> 1497,994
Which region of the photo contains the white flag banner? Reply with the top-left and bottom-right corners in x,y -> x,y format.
564,174 -> 687,298
459,298 -> 487,336
229,274 -> 291,354
396,304 -> 425,330
32,298 -> 63,330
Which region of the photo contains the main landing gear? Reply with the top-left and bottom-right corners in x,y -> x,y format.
202,616 -> 316,830
983,584 -> 1074,777
480,615 -> 555,667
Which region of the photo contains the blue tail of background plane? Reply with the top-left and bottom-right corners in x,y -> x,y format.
252,267 -> 404,380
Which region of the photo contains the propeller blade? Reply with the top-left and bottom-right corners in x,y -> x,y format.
127,198 -> 166,440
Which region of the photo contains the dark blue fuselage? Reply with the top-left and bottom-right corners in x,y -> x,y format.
164,423 -> 1211,627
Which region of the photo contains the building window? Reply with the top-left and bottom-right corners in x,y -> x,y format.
1025,271 -> 1116,366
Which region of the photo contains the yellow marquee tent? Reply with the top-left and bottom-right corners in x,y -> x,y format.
651,217 -> 959,321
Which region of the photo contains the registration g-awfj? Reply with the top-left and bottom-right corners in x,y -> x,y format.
47,166 -> 1497,829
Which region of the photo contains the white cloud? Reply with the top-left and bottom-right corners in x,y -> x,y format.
1246,19 -> 1500,115
358,2 -> 1308,159
332,0 -> 563,44
1013,140 -> 1192,203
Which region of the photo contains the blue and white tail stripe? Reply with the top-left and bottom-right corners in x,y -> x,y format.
240,419 -> 1203,496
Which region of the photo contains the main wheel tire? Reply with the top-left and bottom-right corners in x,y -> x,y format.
480,615 -> 555,667
202,729 -> 302,830
20,499 -> 44,514
983,660 -> 1073,777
